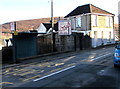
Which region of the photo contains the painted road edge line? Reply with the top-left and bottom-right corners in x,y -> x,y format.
33,66 -> 75,82
90,53 -> 112,61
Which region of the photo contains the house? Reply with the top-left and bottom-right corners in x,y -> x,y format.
36,23 -> 58,34
65,4 -> 115,48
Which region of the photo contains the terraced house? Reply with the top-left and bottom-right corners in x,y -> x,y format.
65,4 -> 115,48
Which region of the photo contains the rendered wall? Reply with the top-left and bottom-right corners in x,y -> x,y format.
91,15 -> 115,48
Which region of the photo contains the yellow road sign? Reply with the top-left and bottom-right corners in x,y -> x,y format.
14,31 -> 18,35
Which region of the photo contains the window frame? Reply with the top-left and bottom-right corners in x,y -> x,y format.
76,17 -> 82,28
106,16 -> 112,27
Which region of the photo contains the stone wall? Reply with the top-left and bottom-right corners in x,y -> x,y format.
55,34 -> 75,52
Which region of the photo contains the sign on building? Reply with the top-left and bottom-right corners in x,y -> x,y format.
10,22 -> 16,31
58,20 -> 71,35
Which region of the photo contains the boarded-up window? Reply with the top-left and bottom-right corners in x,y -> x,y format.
106,16 -> 113,27
92,15 -> 98,26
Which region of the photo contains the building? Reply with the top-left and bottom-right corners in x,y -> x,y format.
36,23 -> 58,34
65,4 -> 115,48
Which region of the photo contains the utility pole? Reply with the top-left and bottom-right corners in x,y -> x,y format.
51,0 -> 54,52
12,22 -> 17,63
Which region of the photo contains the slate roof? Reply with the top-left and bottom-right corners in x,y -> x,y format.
65,4 -> 114,18
43,23 -> 51,31
43,23 -> 58,31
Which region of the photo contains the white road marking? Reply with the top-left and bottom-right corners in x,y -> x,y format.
33,53 -> 112,82
90,53 -> 112,61
33,66 -> 75,82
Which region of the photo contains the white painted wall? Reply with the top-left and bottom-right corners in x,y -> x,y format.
91,28 -> 115,48
36,23 -> 47,33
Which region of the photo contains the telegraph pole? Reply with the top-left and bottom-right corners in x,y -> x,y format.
51,0 -> 54,52
12,22 -> 17,63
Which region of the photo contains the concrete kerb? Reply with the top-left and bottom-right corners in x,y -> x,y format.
2,44 -> 116,69
19,51 -> 72,61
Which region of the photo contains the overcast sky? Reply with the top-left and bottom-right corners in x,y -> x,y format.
0,0 -> 119,24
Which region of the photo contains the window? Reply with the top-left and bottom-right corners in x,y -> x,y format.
106,16 -> 112,27
76,17 -> 81,27
110,17 -> 113,27
92,15 -> 98,26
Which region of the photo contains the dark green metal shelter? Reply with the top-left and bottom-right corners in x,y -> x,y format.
12,32 -> 38,62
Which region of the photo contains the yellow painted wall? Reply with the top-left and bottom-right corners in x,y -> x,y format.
98,16 -> 106,28
91,15 -> 113,29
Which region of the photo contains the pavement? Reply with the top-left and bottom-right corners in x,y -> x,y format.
2,44 -> 116,69
2,51 -> 73,69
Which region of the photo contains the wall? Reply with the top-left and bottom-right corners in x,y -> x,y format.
37,33 -> 75,53
81,15 -> 91,30
37,34 -> 53,54
90,15 -> 115,48
3,32 -> 91,63
37,33 -> 91,54
69,14 -> 91,31
55,34 -> 75,52
2,46 -> 13,63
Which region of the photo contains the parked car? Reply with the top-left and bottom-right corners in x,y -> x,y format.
114,42 -> 120,67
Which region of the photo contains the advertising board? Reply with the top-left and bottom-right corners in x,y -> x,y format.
58,20 -> 71,35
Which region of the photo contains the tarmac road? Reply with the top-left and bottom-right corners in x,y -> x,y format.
1,46 -> 120,89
